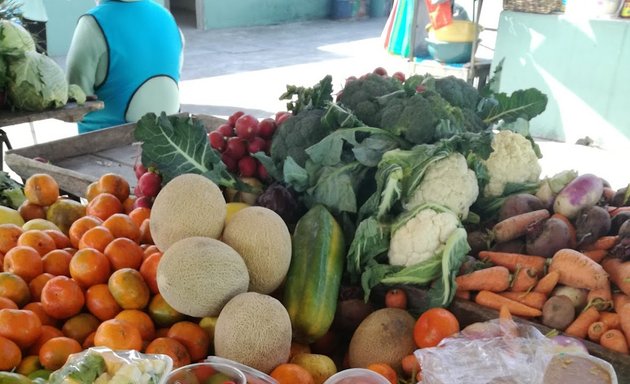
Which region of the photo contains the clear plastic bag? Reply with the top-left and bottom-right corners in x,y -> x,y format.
48,346 -> 173,384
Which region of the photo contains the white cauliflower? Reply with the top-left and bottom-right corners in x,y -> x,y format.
405,153 -> 479,219
483,130 -> 542,197
388,206 -> 460,267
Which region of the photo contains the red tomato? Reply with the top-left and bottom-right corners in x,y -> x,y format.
384,288 -> 407,309
413,307 -> 460,348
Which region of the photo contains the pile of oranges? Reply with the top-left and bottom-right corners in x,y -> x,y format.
0,172 -> 210,378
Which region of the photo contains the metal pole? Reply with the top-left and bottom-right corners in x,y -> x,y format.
468,0 -> 483,84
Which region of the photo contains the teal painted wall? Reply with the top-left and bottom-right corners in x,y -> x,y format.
202,0 -> 331,29
492,11 -> 630,151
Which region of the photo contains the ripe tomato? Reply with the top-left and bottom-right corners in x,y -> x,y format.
413,307 -> 460,348
384,288 -> 407,309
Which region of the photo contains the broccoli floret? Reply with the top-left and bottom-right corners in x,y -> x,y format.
434,76 -> 480,111
337,73 -> 403,127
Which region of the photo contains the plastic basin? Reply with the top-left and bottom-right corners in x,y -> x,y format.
425,38 -> 475,64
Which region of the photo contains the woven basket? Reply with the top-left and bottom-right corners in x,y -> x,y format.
503,0 -> 562,14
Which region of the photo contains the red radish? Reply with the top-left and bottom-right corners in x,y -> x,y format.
208,131 -> 226,152
137,171 -> 162,198
234,114 -> 259,140
134,163 -> 148,179
133,196 -> 153,209
247,136 -> 266,154
224,137 -> 247,160
373,67 -> 388,76
238,156 -> 257,177
258,163 -> 269,181
133,184 -> 144,198
227,111 -> 245,127
216,123 -> 234,138
275,112 -> 291,126
257,118 -> 277,139
392,71 -> 406,82
221,153 -> 238,173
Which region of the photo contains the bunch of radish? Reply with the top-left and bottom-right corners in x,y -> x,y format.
208,111 -> 281,180
132,163 -> 162,209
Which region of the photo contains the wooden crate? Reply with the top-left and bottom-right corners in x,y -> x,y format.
4,113 -> 227,198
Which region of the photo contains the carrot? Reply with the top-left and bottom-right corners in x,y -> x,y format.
455,266 -> 511,292
478,251 -> 547,276
582,249 -> 608,263
601,257 -> 630,297
510,267 -> 539,292
498,291 -> 547,310
613,293 -> 630,313
474,290 -> 542,318
599,311 -> 621,330
499,305 -> 518,338
586,283 -> 613,312
455,289 -> 471,300
587,321 -> 609,343
551,213 -> 577,249
581,235 -> 619,252
548,249 -> 609,290
499,305 -> 513,321
599,329 -> 629,354
618,304 -> 630,347
492,209 -> 550,243
533,270 -> 560,295
564,306 -> 600,339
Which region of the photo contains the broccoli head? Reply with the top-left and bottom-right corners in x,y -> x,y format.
337,73 -> 403,127
434,75 -> 480,111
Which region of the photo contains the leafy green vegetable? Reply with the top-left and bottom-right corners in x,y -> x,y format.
337,73 -> 403,127
68,84 -> 86,105
479,88 -> 548,125
427,227 -> 470,308
279,74 -> 333,115
0,170 -> 24,209
134,112 -> 252,191
0,19 -> 34,56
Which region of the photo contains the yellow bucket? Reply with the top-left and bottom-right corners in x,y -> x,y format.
426,20 -> 481,43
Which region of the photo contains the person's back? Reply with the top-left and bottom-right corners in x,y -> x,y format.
66,0 -> 183,133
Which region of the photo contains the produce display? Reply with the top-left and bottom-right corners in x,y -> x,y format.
0,65 -> 628,384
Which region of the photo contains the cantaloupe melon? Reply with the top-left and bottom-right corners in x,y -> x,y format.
221,206 -> 291,294
150,173 -> 226,252
156,236 -> 249,317
214,292 -> 292,374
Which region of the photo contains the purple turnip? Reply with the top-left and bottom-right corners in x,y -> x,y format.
553,173 -> 604,219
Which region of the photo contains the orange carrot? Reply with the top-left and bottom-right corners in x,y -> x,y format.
455,289 -> 471,300
499,305 -> 518,338
498,291 -> 547,310
587,321 -> 609,343
618,304 -> 630,347
492,209 -> 550,243
601,257 -> 630,297
582,249 -> 608,263
599,312 -> 621,330
478,251 -> 547,276
613,293 -> 630,313
599,329 -> 629,355
510,267 -> 539,292
551,213 -> 577,249
499,305 -> 513,321
548,249 -> 609,290
474,290 -> 542,318
564,306 -> 600,339
455,266 -> 511,292
533,270 -> 560,295
581,236 -> 619,252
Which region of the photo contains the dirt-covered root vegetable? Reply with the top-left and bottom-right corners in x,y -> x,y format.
526,217 -> 572,258
490,239 -> 526,254
611,186 -> 629,207
467,230 -> 490,256
492,209 -> 550,244
548,249 -> 609,291
553,173 -> 604,220
575,205 -> 611,248
542,295 -> 576,331
497,193 -> 545,222
610,212 -> 630,236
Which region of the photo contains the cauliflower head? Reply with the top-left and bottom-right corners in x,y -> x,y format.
405,153 -> 479,219
483,130 -> 541,197
388,207 -> 460,267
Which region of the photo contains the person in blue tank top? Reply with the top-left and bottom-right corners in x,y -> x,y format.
66,0 -> 184,134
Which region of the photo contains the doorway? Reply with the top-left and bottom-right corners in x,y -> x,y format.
166,0 -> 204,30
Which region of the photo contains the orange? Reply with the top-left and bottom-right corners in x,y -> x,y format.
0,335 -> 22,371
98,173 -> 131,202
62,312 -> 101,345
44,229 -> 72,249
139,251 -> 162,294
94,318 -> 143,351
122,196 -> 136,214
42,249 -> 73,277
0,308 -> 42,348
69,247 -> 112,288
270,363 -> 315,384
85,283 -> 122,321
139,218 -> 153,245
39,336 -> 82,371
108,268 -> 150,310
86,193 -> 124,221
28,273 -> 54,301
24,173 -> 60,206
23,302 -> 57,327
143,244 -> 160,260
3,246 -> 43,282
104,237 -> 144,270
103,213 -> 141,242
26,324 -> 63,356
85,181 -> 101,202
0,271 -> 31,307
82,331 -> 96,349
0,223 -> 23,254
367,363 -> 398,384
17,230 -> 56,256
401,354 -> 421,378
115,309 -> 156,342
167,321 -> 210,362
147,293 -> 185,328
40,275 -> 85,320
128,207 -> 151,228
145,337 -> 191,369
0,296 -> 18,309
78,226 -> 114,252
17,200 -> 46,221
68,215 -> 103,248
413,307 -> 460,349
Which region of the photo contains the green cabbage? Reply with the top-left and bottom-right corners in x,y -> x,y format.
7,50 -> 68,111
0,19 -> 35,57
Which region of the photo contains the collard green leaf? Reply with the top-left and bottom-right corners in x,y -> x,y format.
481,88 -> 548,124
305,161 -> 367,214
